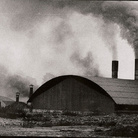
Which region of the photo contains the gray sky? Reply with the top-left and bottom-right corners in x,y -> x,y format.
0,0 -> 138,101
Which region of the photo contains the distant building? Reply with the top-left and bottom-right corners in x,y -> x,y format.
0,96 -> 14,108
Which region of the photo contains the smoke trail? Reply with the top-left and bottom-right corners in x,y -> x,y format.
71,51 -> 99,76
59,1 -> 138,58
99,23 -> 118,59
0,65 -> 38,100
68,1 -> 138,58
33,0 -> 138,58
0,0 -> 136,96
8,0 -> 138,56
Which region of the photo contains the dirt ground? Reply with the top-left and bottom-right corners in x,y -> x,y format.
0,117 -> 110,137
0,125 -> 109,137
0,113 -> 138,137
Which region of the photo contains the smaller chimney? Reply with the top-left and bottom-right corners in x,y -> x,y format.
16,92 -> 20,102
135,59 -> 138,80
29,84 -> 33,98
112,60 -> 119,79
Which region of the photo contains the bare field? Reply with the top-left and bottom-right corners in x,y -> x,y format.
0,125 -> 108,137
0,117 -> 106,137
0,113 -> 138,137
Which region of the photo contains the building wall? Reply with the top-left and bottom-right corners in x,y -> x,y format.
32,78 -> 115,114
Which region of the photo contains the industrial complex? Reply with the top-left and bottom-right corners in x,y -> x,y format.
26,60 -> 138,114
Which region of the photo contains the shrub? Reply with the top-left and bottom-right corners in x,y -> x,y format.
24,112 -> 52,123
56,119 -> 73,126
62,111 -> 78,116
22,120 -> 35,128
98,120 -> 117,127
41,121 -> 53,127
109,124 -> 138,137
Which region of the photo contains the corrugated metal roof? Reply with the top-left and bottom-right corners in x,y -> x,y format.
86,76 -> 138,105
28,75 -> 138,105
28,75 -> 115,103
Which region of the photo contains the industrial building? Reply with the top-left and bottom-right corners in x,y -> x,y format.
27,60 -> 138,114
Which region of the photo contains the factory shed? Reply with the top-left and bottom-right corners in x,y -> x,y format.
28,75 -> 117,114
27,59 -> 138,114
86,76 -> 138,105
86,76 -> 138,111
28,75 -> 138,114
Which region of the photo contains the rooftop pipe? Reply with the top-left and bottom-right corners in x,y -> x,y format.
16,92 -> 20,102
112,60 -> 119,79
135,59 -> 138,80
29,84 -> 33,98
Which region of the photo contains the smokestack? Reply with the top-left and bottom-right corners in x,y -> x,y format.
16,92 -> 20,102
29,84 -> 33,98
135,59 -> 138,80
112,60 -> 119,79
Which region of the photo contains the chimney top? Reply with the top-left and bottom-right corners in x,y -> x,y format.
29,84 -> 33,98
112,60 -> 119,78
16,92 -> 20,96
135,59 -> 138,80
16,92 -> 20,102
29,84 -> 33,88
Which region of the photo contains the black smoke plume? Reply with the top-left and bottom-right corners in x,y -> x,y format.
0,0 -> 137,94
3,0 -> 137,57
52,1 -> 138,58
39,1 -> 138,57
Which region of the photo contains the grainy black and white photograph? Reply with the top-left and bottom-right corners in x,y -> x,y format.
0,0 -> 138,137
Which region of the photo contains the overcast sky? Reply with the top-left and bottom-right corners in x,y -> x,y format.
0,0 -> 138,101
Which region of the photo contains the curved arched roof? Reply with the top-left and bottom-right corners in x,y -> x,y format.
28,75 -> 115,103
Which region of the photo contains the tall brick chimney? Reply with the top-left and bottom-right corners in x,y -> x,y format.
135,59 -> 138,80
112,60 -> 119,79
29,84 -> 33,98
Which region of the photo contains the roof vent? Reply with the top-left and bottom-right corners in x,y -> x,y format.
16,92 -> 20,102
112,60 -> 118,79
29,84 -> 33,98
135,59 -> 138,80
